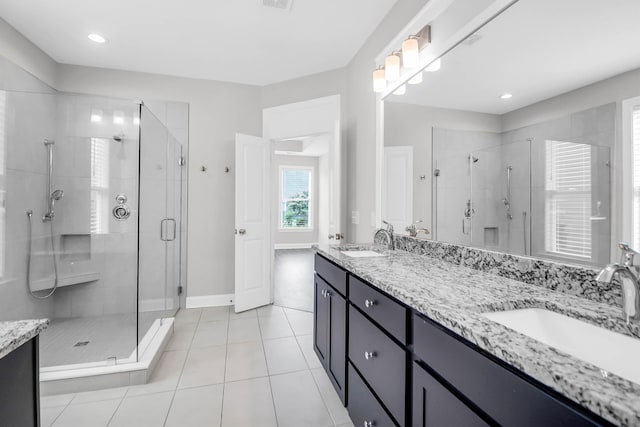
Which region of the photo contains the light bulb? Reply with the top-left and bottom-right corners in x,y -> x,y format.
402,37 -> 420,69
425,58 -> 441,72
385,53 -> 400,81
373,68 -> 386,93
393,85 -> 406,96
408,72 -> 423,85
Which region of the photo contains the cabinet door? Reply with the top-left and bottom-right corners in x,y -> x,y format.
314,275 -> 329,366
327,287 -> 346,403
413,362 -> 489,427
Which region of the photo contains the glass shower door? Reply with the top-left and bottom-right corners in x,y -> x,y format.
137,105 -> 182,355
164,134 -> 182,318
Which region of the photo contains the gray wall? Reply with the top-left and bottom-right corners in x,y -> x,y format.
0,18 -> 56,88
345,0 -> 432,243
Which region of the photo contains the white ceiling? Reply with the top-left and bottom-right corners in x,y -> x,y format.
0,0 -> 397,86
389,0 -> 640,114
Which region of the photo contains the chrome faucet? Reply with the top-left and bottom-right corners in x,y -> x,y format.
405,220 -> 430,238
374,220 -> 394,250
596,242 -> 640,324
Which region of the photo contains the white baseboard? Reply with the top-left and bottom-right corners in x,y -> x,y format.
274,243 -> 318,250
186,293 -> 234,308
139,298 -> 174,312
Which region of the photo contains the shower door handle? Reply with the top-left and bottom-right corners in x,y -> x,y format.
160,219 -> 177,242
168,218 -> 177,241
160,219 -> 168,241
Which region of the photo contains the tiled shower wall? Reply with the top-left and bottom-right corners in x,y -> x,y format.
0,54 -> 189,323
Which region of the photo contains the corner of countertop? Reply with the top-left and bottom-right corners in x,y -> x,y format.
0,318 -> 49,360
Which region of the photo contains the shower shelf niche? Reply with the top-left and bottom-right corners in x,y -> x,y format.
30,271 -> 100,292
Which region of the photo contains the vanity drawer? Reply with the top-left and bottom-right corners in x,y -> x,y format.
315,254 -> 347,297
348,363 -> 396,427
350,274 -> 407,343
350,305 -> 406,424
413,313 -> 604,427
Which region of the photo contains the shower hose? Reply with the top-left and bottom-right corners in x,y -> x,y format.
26,209 -> 59,299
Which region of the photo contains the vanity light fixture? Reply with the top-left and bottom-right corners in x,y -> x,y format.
373,67 -> 387,93
402,25 -> 431,69
500,93 -> 513,99
393,85 -> 406,96
402,36 -> 420,69
408,72 -> 423,85
385,52 -> 401,82
88,33 -> 107,44
425,58 -> 441,72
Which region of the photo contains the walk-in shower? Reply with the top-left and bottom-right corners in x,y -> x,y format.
0,66 -> 188,393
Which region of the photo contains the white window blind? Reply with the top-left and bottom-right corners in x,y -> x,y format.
0,91 -> 6,277
544,140 -> 592,259
633,107 -> 640,249
90,138 -> 109,234
280,167 -> 312,229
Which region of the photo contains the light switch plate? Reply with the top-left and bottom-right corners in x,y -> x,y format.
351,211 -> 360,225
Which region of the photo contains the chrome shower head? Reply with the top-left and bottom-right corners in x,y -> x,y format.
51,189 -> 64,200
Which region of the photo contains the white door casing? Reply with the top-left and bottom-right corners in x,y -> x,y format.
328,119 -> 342,242
383,146 -> 414,232
235,133 -> 272,312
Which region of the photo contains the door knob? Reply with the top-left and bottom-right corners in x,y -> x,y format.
364,421 -> 374,427
364,351 -> 376,360
364,299 -> 376,308
238,228 -> 246,235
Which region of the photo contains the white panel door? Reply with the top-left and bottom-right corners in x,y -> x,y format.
327,119 -> 342,242
383,146 -> 413,231
235,133 -> 271,312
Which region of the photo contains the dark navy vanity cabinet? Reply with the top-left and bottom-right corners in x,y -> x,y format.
313,253 -> 613,427
314,254 -> 348,403
0,337 -> 41,427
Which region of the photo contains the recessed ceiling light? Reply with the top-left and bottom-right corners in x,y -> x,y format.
88,33 -> 107,44
500,93 -> 513,100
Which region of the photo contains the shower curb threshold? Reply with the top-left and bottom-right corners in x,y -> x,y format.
39,317 -> 174,395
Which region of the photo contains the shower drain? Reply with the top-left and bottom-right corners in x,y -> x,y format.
74,341 -> 90,347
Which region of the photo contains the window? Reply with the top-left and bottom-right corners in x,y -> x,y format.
279,167 -> 312,229
544,140 -> 592,259
633,106 -> 640,249
90,137 -> 109,234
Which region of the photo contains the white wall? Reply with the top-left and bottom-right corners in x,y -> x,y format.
272,155 -> 319,246
56,64 -> 262,297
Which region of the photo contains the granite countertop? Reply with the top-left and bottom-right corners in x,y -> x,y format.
0,319 -> 49,360
316,243 -> 640,427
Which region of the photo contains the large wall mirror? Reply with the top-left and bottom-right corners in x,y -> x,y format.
380,0 -> 640,267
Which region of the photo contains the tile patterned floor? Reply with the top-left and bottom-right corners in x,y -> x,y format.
40,305 -> 354,427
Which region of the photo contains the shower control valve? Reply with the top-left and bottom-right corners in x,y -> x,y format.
112,194 -> 131,220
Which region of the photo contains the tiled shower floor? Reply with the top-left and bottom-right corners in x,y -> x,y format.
39,312 -> 162,367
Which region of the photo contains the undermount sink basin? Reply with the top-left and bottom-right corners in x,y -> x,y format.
482,308 -> 640,385
340,250 -> 386,258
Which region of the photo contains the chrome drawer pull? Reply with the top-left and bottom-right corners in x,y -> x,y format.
321,289 -> 326,298
364,299 -> 376,308
364,421 -> 374,427
364,351 -> 376,360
